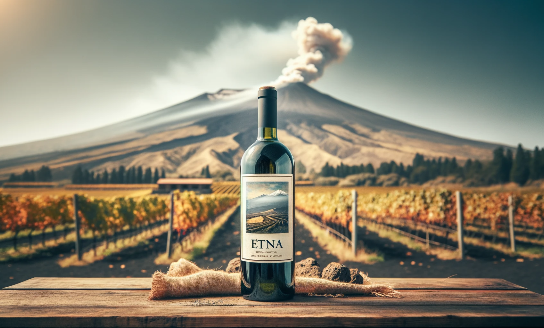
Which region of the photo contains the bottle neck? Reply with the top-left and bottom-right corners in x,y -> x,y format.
257,91 -> 278,141
258,127 -> 277,140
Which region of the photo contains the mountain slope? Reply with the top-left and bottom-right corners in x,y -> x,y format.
0,83 -> 501,181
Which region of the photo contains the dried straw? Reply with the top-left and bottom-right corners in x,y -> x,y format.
296,277 -> 398,297
167,258 -> 202,277
149,270 -> 241,300
149,259 -> 399,300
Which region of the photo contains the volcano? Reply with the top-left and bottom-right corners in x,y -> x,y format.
0,83 -> 500,181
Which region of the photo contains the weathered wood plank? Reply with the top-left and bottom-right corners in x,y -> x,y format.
0,299 -> 544,326
3,277 -> 527,290
371,278 -> 527,290
1,289 -> 543,327
0,290 -> 543,309
4,277 -> 152,290
1,313 -> 544,328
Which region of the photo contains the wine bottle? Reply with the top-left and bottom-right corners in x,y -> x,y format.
240,86 -> 295,301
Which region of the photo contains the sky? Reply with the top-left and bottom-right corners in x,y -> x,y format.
0,0 -> 543,149
247,182 -> 288,200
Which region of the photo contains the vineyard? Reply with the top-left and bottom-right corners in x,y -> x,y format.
169,190 -> 238,232
246,209 -> 289,234
0,191 -> 237,258
211,182 -> 240,195
295,190 -> 354,241
295,189 -> 544,254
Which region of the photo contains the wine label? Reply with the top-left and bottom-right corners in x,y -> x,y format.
241,174 -> 294,263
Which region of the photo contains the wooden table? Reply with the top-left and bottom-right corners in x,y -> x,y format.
1,278 -> 543,327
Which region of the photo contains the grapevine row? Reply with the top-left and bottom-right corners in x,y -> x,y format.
296,190 -> 544,232
0,191 -> 237,250
169,190 -> 238,231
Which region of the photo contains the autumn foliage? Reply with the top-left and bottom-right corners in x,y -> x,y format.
0,191 -> 237,250
296,189 -> 544,232
169,191 -> 238,231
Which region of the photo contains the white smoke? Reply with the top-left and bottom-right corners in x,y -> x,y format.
273,17 -> 353,85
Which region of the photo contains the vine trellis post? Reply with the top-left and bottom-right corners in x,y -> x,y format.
73,194 -> 82,261
166,192 -> 174,259
508,195 -> 516,252
352,189 -> 357,256
456,191 -> 465,260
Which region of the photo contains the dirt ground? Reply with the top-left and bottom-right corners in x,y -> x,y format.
1,209 -> 543,295
355,226 -> 544,295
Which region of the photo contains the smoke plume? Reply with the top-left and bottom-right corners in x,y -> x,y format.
273,17 -> 352,85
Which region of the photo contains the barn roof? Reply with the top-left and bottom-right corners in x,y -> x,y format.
157,178 -> 213,185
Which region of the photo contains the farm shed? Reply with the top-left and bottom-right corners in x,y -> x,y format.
155,178 -> 213,194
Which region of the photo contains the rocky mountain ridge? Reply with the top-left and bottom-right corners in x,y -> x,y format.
0,83 -> 501,181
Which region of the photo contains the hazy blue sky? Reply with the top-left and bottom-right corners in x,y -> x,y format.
0,0 -> 542,148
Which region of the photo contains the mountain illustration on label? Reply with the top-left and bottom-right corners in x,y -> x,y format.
246,183 -> 289,234
267,190 -> 288,197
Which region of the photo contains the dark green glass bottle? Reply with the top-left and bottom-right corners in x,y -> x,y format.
240,86 -> 295,301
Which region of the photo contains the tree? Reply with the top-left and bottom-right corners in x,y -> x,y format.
470,160 -> 484,180
72,166 -> 83,184
463,159 -> 473,179
390,161 -> 399,174
437,157 -> 443,176
490,147 -> 510,183
398,163 -> 406,177
335,163 -> 346,177
505,149 -> 514,179
118,166 -> 126,184
525,150 -> 533,179
410,166 -> 429,184
110,169 -> 118,184
412,153 -> 424,168
82,169 -> 90,184
36,165 -> 52,182
541,147 -> 544,178
161,168 -> 166,179
449,157 -> 459,175
442,158 -> 450,176
530,147 -> 541,181
365,163 -> 375,174
130,167 -> 136,183
510,144 -> 530,185
377,162 -> 391,175
102,170 -> 109,184
127,167 -> 135,184
144,167 -> 153,183
137,166 -> 143,184
153,168 -> 160,183
201,165 -> 211,178
320,162 -> 332,177
22,170 -> 33,182
428,159 -> 438,179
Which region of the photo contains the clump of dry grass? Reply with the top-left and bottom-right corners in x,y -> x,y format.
364,218 -> 544,259
295,210 -> 383,264
58,224 -> 168,267
362,220 -> 460,260
462,235 -> 544,259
